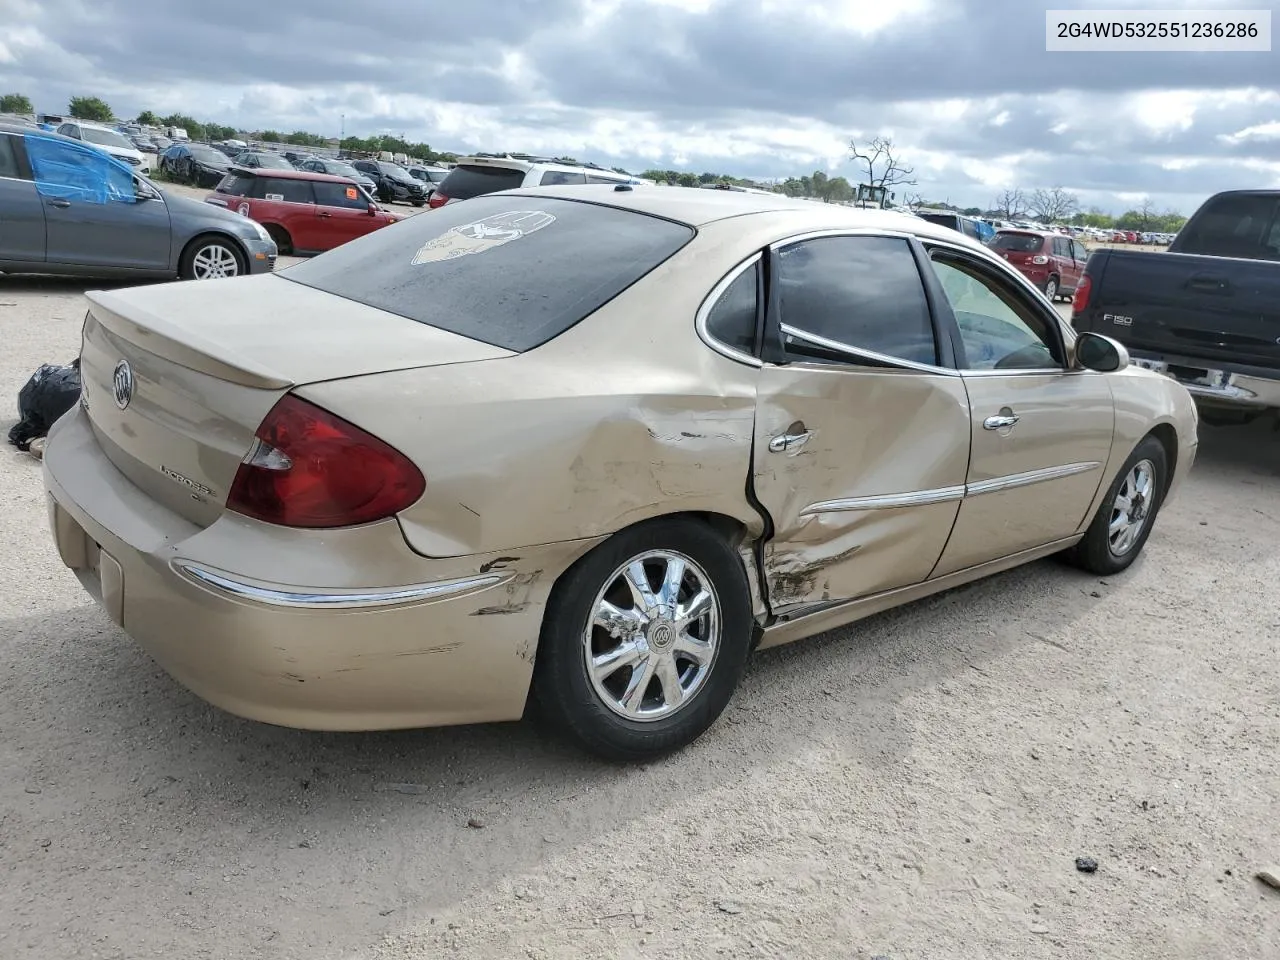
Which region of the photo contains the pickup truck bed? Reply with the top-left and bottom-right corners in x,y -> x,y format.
1072,190 -> 1280,421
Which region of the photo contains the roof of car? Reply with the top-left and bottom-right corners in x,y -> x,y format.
0,122 -> 82,144
228,166 -> 355,184
499,185 -> 991,244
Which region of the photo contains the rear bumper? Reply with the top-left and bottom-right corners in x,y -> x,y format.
42,404 -> 599,731
1130,353 -> 1280,411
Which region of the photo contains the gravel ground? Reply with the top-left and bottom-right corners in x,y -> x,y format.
1,212 -> 1278,960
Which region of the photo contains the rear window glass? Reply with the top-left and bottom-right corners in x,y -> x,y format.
1176,194 -> 1280,260
281,196 -> 695,353
438,164 -> 526,199
919,213 -> 960,230
215,172 -> 257,196
991,232 -> 1045,252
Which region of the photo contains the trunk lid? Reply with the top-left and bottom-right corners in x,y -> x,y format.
79,273 -> 513,526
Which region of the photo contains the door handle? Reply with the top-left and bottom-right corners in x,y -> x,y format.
317,211 -> 332,218
1186,274 -> 1229,292
768,429 -> 812,453
46,198 -> 71,208
983,413 -> 1020,430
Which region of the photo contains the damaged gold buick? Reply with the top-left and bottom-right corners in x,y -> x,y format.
43,185 -> 1199,760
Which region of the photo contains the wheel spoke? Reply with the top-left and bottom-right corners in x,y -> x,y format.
674,631 -> 713,665
1114,493 -> 1131,512
594,600 -> 643,639
654,654 -> 685,709
624,562 -> 659,614
619,655 -> 658,715
675,589 -> 712,632
658,556 -> 686,610
1109,513 -> 1128,536
592,641 -> 642,681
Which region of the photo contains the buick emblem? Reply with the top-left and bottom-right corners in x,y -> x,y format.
111,360 -> 135,410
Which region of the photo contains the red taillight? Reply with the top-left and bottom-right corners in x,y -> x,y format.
1072,274 -> 1092,316
427,191 -> 448,209
227,395 -> 425,528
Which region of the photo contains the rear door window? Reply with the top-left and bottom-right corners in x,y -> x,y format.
282,195 -> 694,352
540,170 -> 587,185
1177,193 -> 1280,260
437,164 -> 526,199
0,134 -> 22,179
259,177 -> 314,203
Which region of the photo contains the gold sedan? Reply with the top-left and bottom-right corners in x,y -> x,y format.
43,186 -> 1199,760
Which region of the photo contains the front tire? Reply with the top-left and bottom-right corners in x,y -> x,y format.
180,235 -> 247,280
532,518 -> 754,761
1065,435 -> 1167,575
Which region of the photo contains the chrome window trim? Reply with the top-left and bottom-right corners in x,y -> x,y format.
694,252 -> 764,368
172,560 -> 512,609
965,461 -> 1102,497
768,227 -> 919,249
800,461 -> 1103,516
780,323 -> 958,377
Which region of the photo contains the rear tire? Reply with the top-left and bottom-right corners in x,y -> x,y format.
1064,435 -> 1167,575
180,235 -> 247,280
1044,276 -> 1059,301
532,518 -> 754,762
411,199 -> 426,207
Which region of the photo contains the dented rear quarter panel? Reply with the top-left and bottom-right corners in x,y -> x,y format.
296,219 -> 793,561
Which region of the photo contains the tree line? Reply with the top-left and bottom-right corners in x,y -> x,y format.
1,94 -> 1189,227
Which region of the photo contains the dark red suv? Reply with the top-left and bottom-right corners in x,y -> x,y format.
205,168 -> 402,255
989,230 -> 1089,302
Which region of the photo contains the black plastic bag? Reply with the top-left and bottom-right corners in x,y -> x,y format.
8,358 -> 81,451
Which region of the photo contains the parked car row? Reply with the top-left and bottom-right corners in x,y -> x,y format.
0,121 -> 276,280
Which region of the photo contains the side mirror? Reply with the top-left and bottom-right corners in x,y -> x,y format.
367,203 -> 378,216
1075,332 -> 1129,373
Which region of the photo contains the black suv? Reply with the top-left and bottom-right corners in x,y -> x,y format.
350,159 -> 427,207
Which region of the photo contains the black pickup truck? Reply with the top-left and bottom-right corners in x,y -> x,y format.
1072,190 -> 1280,425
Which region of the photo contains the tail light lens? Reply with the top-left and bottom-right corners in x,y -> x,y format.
227,395 -> 425,528
1032,254 -> 1049,264
1072,274 -> 1092,316
427,191 -> 449,209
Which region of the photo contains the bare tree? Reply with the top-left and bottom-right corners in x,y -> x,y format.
993,187 -> 1027,219
1029,186 -> 1079,223
1137,196 -> 1157,231
849,136 -> 916,206
900,191 -> 925,211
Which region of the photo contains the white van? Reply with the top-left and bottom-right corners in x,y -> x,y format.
167,126 -> 189,142
55,120 -> 152,174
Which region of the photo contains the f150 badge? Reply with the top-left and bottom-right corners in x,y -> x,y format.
1104,313 -> 1134,326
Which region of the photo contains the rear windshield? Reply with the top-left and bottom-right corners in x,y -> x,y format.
438,164 -> 526,199
918,213 -> 960,230
281,195 -> 695,352
991,232 -> 1045,252
1176,193 -> 1280,260
214,172 -> 257,196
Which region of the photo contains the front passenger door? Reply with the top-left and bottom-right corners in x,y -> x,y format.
750,234 -> 973,615
924,246 -> 1114,576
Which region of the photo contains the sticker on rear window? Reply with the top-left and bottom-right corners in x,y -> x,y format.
410,210 -> 556,265
265,193 -> 283,201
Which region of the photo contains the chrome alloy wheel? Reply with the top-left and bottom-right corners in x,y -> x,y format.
1109,458 -> 1156,556
584,549 -> 721,722
191,243 -> 241,279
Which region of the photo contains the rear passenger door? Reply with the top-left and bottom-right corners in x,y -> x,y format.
749,233 -> 972,615
259,176 -> 318,252
0,132 -> 46,264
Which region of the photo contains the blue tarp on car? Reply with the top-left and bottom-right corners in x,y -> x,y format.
24,134 -> 135,204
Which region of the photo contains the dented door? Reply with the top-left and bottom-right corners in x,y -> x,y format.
751,364 -> 972,615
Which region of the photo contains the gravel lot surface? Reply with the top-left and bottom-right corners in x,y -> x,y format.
1,198 -> 1278,960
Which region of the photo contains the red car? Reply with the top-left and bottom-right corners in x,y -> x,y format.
989,229 -> 1089,301
205,168 -> 402,255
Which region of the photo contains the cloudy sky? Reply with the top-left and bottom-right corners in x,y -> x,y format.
2,0 -> 1277,213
